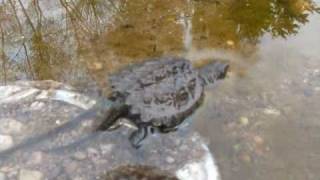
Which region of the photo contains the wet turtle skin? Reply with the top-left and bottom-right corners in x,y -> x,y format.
97,57 -> 229,148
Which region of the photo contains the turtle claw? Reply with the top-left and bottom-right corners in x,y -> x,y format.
129,125 -> 148,149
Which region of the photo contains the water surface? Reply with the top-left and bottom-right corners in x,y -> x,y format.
0,0 -> 320,179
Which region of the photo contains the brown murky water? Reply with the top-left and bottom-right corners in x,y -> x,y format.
1,0 -> 320,179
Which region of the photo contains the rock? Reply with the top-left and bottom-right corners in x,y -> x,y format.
0,135 -> 13,151
0,118 -> 23,135
0,172 -> 6,180
0,81 -> 220,180
19,169 -> 43,180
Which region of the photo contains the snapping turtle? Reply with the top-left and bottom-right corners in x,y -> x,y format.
97,57 -> 229,148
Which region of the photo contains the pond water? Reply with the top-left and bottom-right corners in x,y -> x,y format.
0,0 -> 320,179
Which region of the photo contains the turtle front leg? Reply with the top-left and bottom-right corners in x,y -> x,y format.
158,126 -> 178,133
129,124 -> 148,149
96,103 -> 129,131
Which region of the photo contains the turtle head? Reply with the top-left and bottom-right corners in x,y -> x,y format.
198,61 -> 229,86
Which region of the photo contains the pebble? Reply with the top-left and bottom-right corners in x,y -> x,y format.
253,136 -> 264,145
239,117 -> 249,126
239,153 -> 251,163
73,152 -> 87,160
100,144 -> 114,155
0,135 -> 14,151
166,156 -> 175,164
30,101 -> 45,110
0,118 -> 23,135
29,152 -> 43,165
180,144 -> 188,151
263,107 -> 281,116
64,161 -> 78,174
87,148 -> 99,158
233,144 -> 241,152
92,62 -> 103,70
226,40 -> 235,46
0,172 -> 6,180
19,169 -> 43,180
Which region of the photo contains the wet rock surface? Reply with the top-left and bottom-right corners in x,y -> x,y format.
0,81 -> 219,180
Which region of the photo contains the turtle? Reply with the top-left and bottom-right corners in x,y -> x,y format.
97,57 -> 229,148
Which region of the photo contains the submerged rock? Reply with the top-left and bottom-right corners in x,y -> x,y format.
0,81 -> 220,180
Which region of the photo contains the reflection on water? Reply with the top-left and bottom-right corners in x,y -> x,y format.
0,0 -> 318,87
0,0 -> 320,180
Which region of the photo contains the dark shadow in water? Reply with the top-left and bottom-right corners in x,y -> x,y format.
104,165 -> 178,180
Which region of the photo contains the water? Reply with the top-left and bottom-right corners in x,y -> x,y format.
0,0 -> 320,179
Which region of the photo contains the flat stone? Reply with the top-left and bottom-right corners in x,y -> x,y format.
0,118 -> 23,135
0,135 -> 14,151
19,169 -> 43,180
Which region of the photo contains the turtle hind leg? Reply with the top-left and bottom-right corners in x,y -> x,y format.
129,124 -> 148,149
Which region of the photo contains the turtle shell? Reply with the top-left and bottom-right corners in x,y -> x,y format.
109,57 -> 204,128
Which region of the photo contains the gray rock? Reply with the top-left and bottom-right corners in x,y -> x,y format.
0,81 -> 220,180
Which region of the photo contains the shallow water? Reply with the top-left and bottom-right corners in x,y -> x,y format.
0,0 -> 320,179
